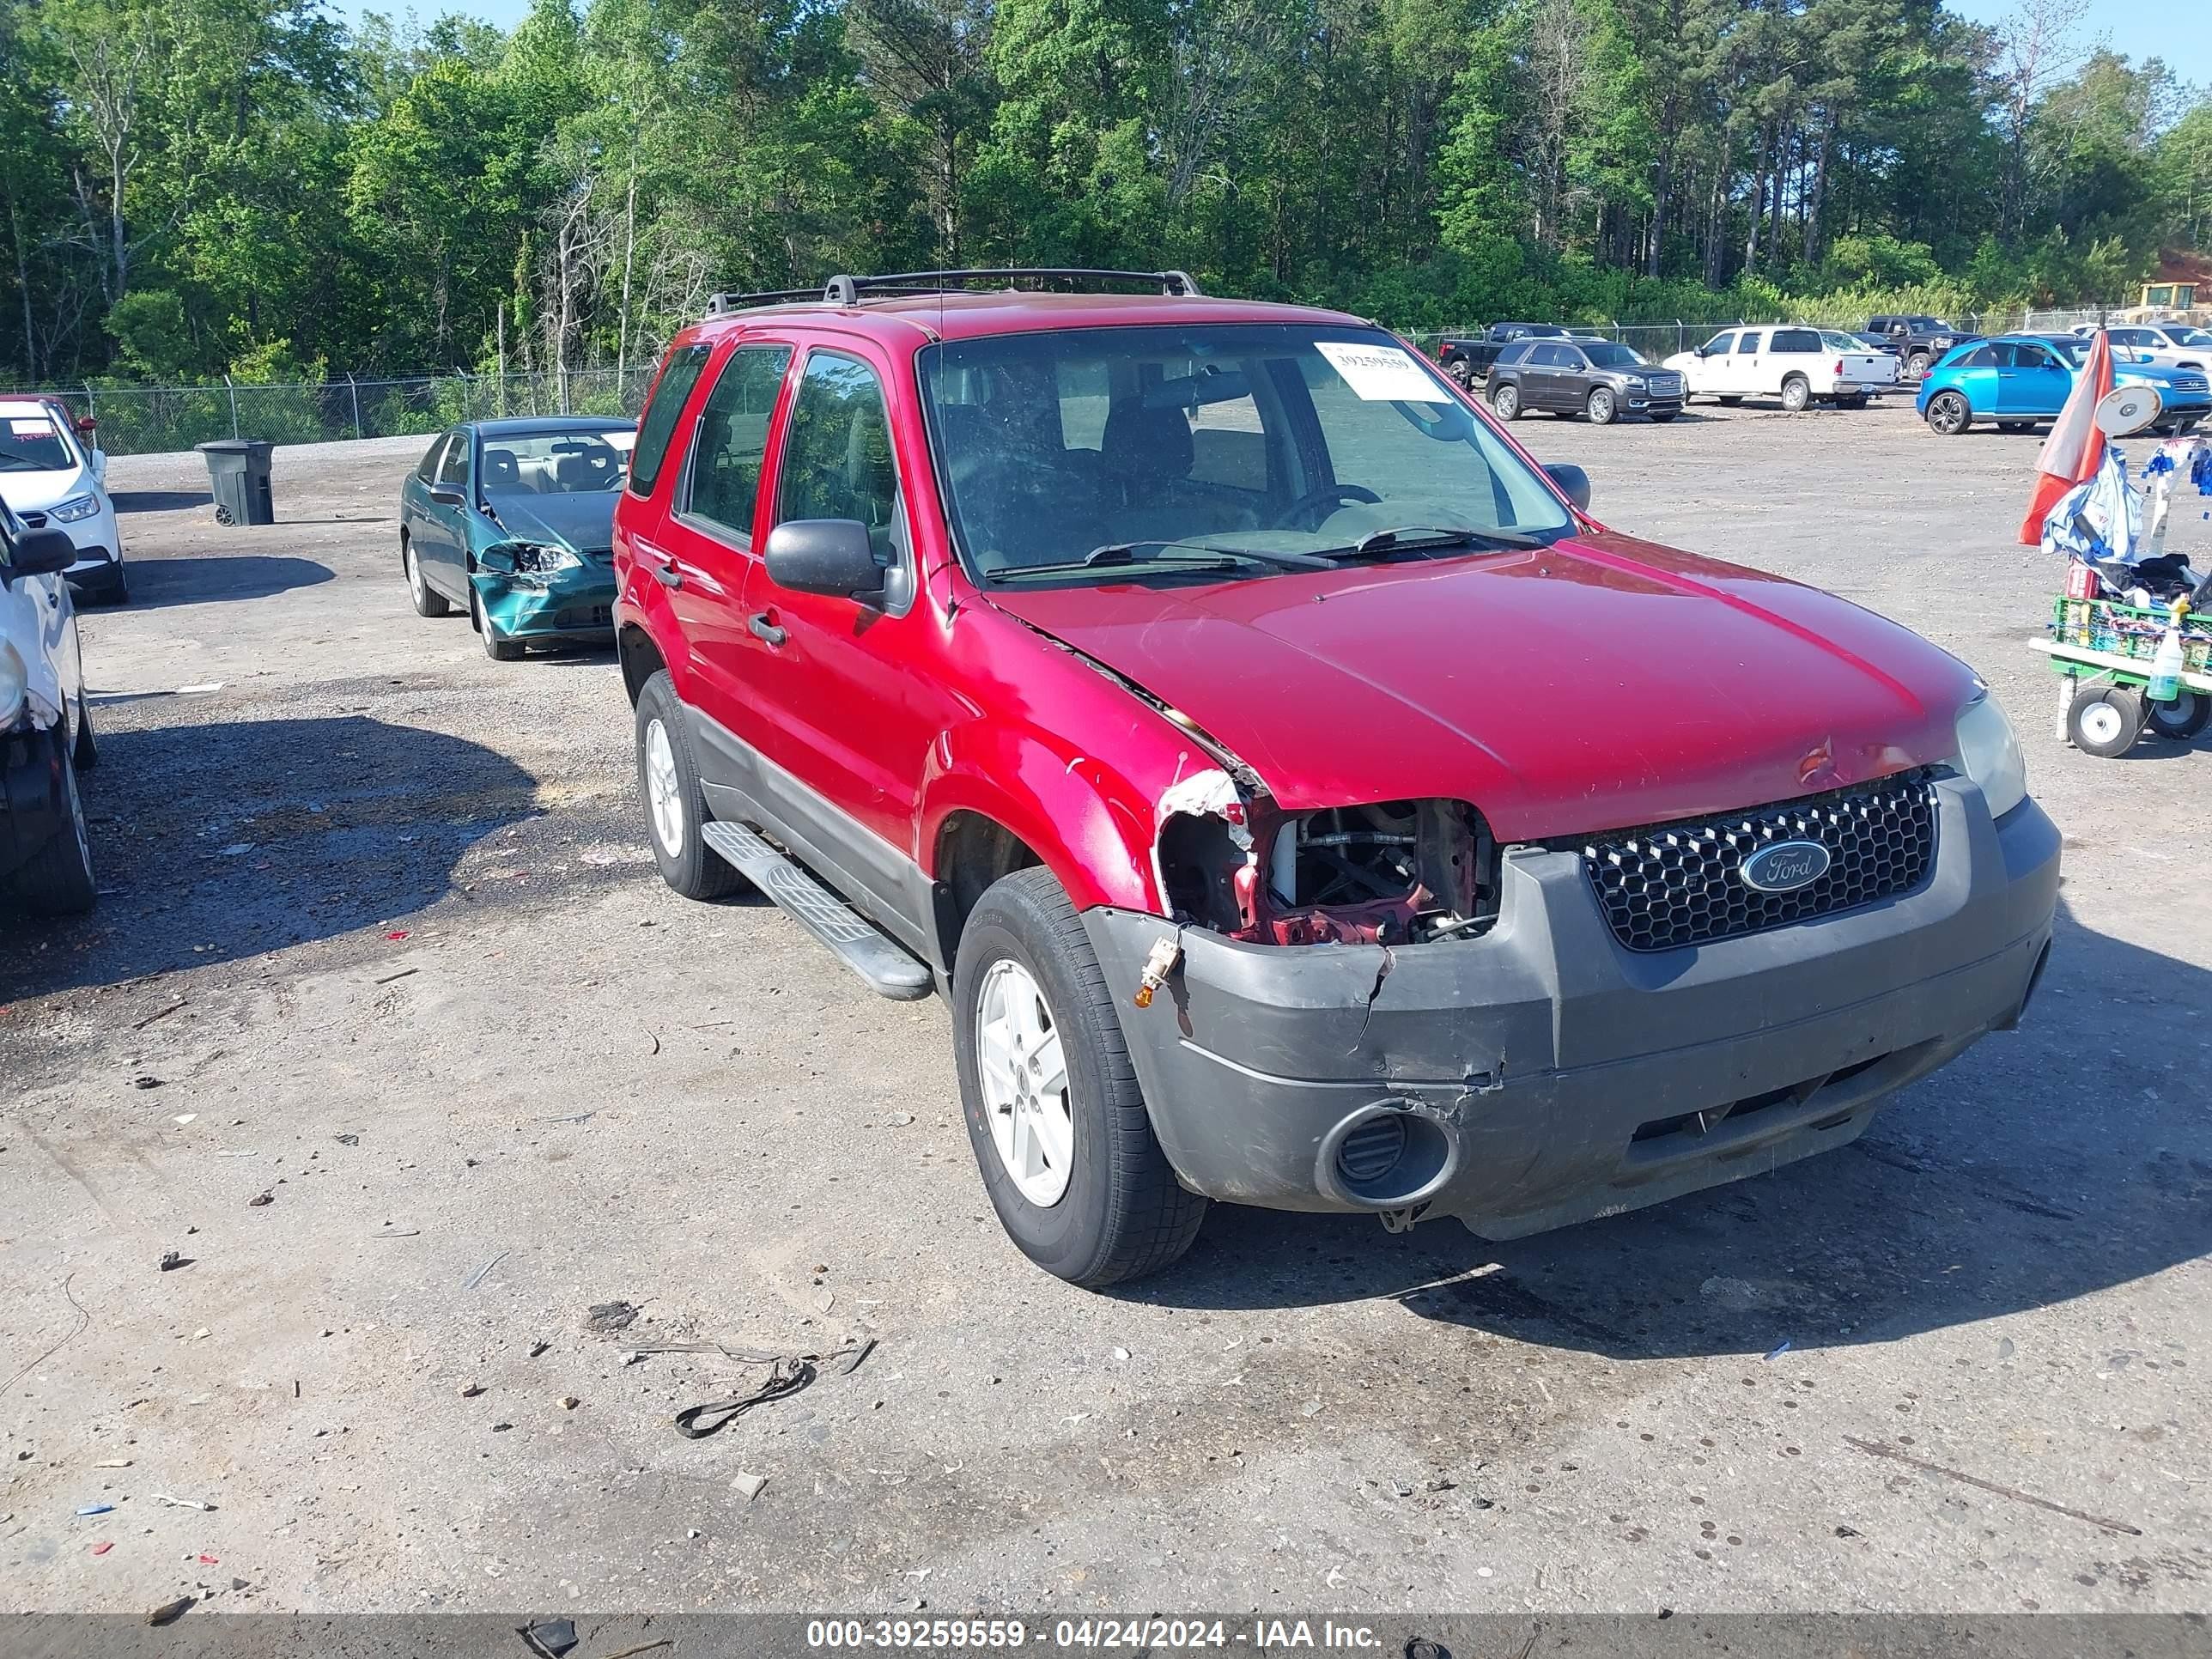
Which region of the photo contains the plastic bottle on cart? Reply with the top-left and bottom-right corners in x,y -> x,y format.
2148,610 -> 2187,703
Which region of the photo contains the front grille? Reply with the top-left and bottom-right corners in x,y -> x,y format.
2172,375 -> 2208,395
1563,770 -> 1938,952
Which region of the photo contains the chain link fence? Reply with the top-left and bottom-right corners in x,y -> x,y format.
3,368 -> 659,458
0,309 -> 2153,457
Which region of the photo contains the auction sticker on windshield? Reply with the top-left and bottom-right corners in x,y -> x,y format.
1314,341 -> 1450,403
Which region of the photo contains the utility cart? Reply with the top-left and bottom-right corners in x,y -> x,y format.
2033,596 -> 2212,756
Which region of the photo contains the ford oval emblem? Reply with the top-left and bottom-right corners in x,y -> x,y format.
1740,839 -> 1832,894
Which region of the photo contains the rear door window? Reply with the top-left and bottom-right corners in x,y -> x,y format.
683,344 -> 793,544
629,343 -> 714,497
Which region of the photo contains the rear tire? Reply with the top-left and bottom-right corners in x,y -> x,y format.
404,536 -> 453,617
2146,687 -> 2211,740
1780,374 -> 1811,414
1926,391 -> 1972,435
1838,394 -> 1869,410
2067,684 -> 2147,757
953,866 -> 1207,1287
1446,358 -> 1474,391
633,670 -> 744,900
72,700 -> 97,770
9,730 -> 97,915
1717,394 -> 1743,406
1489,382 -> 1521,420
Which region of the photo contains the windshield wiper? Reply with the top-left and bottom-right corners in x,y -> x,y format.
1082,538 -> 1334,570
992,539 -> 1332,583
1328,524 -> 1547,560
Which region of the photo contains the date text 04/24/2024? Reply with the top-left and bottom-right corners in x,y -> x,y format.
804,1619 -> 1386,1650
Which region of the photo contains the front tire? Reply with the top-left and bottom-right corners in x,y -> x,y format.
1926,391 -> 1972,435
2068,684 -> 2147,757
953,867 -> 1206,1287
1585,386 -> 1617,425
404,536 -> 453,617
9,730 -> 97,915
1489,382 -> 1521,421
471,582 -> 525,660
633,670 -> 744,900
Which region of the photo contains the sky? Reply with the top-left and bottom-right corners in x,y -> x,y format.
331,0 -> 2199,95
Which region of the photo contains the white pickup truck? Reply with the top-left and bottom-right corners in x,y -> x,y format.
1663,325 -> 1896,411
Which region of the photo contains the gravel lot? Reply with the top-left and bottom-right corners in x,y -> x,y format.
3,398 -> 2209,1620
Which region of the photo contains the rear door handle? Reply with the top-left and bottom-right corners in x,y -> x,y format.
652,562 -> 682,590
748,612 -> 787,647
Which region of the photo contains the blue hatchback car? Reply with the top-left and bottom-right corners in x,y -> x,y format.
1917,333 -> 2211,436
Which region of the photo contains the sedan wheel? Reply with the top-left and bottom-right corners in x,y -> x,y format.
1585,387 -> 1616,425
1926,391 -> 1972,436
1490,383 -> 1521,420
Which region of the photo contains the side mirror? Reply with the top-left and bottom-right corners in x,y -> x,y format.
428,486 -> 465,507
1544,463 -> 1592,514
764,518 -> 884,602
4,526 -> 78,586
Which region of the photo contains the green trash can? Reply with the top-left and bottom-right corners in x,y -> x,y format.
196,439 -> 276,526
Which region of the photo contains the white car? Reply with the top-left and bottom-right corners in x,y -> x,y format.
1663,325 -> 1894,412
2075,322 -> 2212,373
0,496 -> 97,915
0,398 -> 126,604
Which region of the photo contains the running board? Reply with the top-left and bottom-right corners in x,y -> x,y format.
701,820 -> 933,1000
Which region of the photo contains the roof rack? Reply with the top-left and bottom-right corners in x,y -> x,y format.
701,267 -> 1200,318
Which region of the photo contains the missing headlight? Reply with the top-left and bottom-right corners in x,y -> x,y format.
1260,799 -> 1498,945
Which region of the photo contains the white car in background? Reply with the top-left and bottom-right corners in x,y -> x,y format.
1663,325 -> 1894,412
0,496 -> 98,915
2070,321 -> 2212,372
0,398 -> 126,604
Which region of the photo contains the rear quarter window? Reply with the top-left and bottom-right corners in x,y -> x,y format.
1771,329 -> 1821,353
629,342 -> 714,497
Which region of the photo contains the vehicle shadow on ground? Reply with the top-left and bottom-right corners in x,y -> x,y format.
108,488 -> 211,514
1139,900 -> 2212,1360
122,554 -> 335,607
0,714 -> 550,1001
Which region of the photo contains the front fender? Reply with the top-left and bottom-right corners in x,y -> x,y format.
918,720 -> 1163,914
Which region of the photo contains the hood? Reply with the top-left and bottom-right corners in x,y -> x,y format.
2118,361 -> 2206,387
0,465 -> 91,516
986,532 -> 1978,839
484,489 -> 619,554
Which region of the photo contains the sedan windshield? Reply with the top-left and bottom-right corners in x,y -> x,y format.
1583,342 -> 1647,368
477,428 -> 629,495
918,325 -> 1575,583
1,414 -> 73,473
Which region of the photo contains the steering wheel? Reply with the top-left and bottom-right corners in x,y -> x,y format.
1273,482 -> 1380,530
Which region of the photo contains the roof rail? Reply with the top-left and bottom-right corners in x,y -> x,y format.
702,287 -> 827,316
822,268 -> 1200,304
702,268 -> 1201,320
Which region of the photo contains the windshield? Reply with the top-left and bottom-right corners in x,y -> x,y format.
918,325 -> 1575,583
2166,327 -> 2212,348
1583,341 -> 1647,368
1,414 -> 74,473
1819,331 -> 1864,351
477,428 -> 628,495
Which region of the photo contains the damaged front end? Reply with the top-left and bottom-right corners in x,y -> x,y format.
1154,773 -> 1499,948
470,541 -> 617,640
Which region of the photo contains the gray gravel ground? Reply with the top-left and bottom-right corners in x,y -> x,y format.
2,400 -> 2208,1619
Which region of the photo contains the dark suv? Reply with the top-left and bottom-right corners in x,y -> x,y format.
611,267 -> 2055,1288
1485,338 -> 1684,423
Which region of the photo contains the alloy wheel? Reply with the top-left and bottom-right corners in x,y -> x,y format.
643,718 -> 685,855
975,957 -> 1073,1207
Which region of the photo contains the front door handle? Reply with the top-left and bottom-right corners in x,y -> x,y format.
652,562 -> 682,590
748,612 -> 787,647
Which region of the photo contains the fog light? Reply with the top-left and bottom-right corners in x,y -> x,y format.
1336,1114 -> 1407,1186
1324,1105 -> 1458,1206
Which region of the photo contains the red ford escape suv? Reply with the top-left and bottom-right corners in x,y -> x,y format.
611,269 -> 2058,1287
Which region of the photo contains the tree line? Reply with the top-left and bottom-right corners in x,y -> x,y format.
0,0 -> 2204,387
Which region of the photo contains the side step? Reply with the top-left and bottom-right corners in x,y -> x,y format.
701,820 -> 933,1001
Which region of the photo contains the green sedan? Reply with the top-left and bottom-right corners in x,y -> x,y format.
398,416 -> 635,660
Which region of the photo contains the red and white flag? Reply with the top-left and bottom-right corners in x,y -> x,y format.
2018,328 -> 2113,544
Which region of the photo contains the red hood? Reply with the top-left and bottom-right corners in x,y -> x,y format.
984,532 -> 1978,839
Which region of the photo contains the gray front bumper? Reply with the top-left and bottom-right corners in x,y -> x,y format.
1084,780 -> 2060,1238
